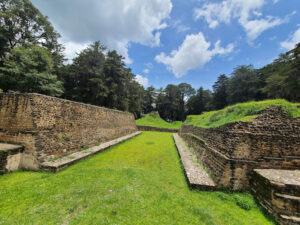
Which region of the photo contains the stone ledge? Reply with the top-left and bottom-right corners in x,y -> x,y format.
137,125 -> 178,133
40,131 -> 141,172
280,215 -> 300,224
0,143 -> 24,152
173,133 -> 215,190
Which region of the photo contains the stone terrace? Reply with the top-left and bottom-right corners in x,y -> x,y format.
173,133 -> 215,190
251,169 -> 300,225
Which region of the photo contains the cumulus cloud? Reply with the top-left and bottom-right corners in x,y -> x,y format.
63,41 -> 89,62
143,69 -> 150,74
155,32 -> 234,78
280,27 -> 300,50
194,0 -> 289,42
31,0 -> 172,63
135,75 -> 149,87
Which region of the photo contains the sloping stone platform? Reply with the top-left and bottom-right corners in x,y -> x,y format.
173,133 -> 215,190
0,143 -> 24,174
251,169 -> 300,225
41,131 -> 141,172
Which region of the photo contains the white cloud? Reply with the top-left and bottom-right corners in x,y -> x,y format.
194,0 -> 288,42
135,75 -> 149,87
172,20 -> 191,33
281,27 -> 300,50
143,69 -> 150,74
63,41 -> 89,63
155,32 -> 234,78
31,0 -> 172,64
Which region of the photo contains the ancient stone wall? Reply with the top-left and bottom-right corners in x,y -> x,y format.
250,169 -> 300,225
179,107 -> 300,190
0,93 -> 137,169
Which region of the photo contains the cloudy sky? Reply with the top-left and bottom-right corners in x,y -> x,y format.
31,0 -> 300,89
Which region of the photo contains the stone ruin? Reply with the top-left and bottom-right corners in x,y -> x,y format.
179,107 -> 300,224
0,93 -> 138,173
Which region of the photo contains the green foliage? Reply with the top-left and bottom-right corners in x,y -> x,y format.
234,193 -> 257,211
185,99 -> 300,128
156,83 -> 195,121
212,74 -> 229,109
226,65 -> 265,105
136,111 -> 182,129
0,132 -> 274,224
261,43 -> 300,102
0,0 -> 64,69
143,86 -> 156,114
0,45 -> 63,96
187,87 -> 213,115
60,42 -> 145,118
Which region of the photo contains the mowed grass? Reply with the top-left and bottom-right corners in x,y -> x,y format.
136,111 -> 182,129
184,99 -> 300,128
0,132 -> 274,225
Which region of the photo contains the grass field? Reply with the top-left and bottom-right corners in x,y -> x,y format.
136,112 -> 182,129
0,132 -> 274,225
184,99 -> 300,128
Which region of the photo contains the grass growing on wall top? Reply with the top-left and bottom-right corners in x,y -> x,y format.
136,111 -> 182,128
184,99 -> 300,128
0,132 -> 274,225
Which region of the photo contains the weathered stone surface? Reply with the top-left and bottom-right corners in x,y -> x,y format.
0,143 -> 24,174
251,169 -> 300,225
0,93 -> 138,171
137,125 -> 178,133
41,131 -> 141,172
179,107 -> 300,190
173,133 -> 215,190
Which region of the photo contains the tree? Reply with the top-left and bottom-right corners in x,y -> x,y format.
178,83 -> 195,120
0,0 -> 64,69
0,45 -> 63,96
128,80 -> 145,118
187,87 -> 213,115
143,86 -> 156,114
61,41 -> 107,105
213,74 -> 228,110
104,50 -> 133,111
261,43 -> 300,102
226,65 -> 264,104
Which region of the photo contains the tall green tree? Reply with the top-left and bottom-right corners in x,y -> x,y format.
104,50 -> 133,111
226,65 -> 264,104
0,45 -> 63,96
61,41 -> 107,105
0,0 -> 64,69
187,87 -> 213,115
261,43 -> 300,102
143,86 -> 156,114
178,83 -> 195,120
128,80 -> 145,118
213,74 -> 228,110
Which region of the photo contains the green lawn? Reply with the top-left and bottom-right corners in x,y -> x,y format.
136,111 -> 182,129
0,132 -> 274,225
185,99 -> 300,128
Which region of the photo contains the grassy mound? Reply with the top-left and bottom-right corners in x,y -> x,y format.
136,111 -> 182,129
0,132 -> 274,224
184,99 -> 300,128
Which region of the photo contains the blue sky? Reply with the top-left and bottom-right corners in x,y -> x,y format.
31,0 -> 300,90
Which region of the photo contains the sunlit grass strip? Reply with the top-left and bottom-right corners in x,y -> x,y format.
0,132 -> 275,224
136,111 -> 182,128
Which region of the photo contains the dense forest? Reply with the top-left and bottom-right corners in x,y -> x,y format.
0,0 -> 299,120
